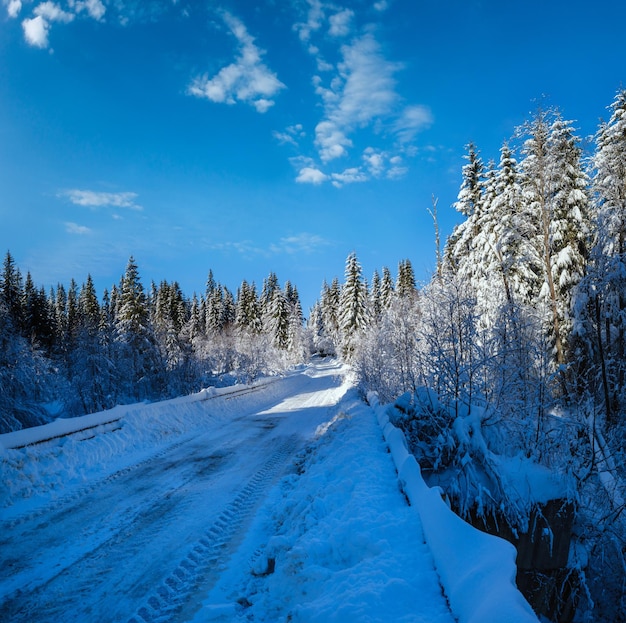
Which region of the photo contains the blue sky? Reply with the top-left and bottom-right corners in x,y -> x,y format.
1,0 -> 625,312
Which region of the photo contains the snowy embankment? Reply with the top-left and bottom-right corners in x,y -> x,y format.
0,376 -> 280,517
368,392 -> 539,623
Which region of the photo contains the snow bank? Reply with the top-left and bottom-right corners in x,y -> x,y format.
368,392 -> 539,623
0,377 -> 284,515
0,381 -> 280,451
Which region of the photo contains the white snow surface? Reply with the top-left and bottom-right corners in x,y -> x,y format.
1,361 -> 538,623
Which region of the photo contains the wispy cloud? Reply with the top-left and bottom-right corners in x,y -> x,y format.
284,8 -> 434,187
296,167 -> 329,184
394,104 -> 433,142
65,221 -> 92,235
60,189 -> 143,211
328,8 -> 354,37
208,240 -> 263,257
188,11 -> 285,114
19,0 -> 105,48
293,0 -> 325,42
5,0 -> 22,18
330,167 -> 368,188
273,123 -> 306,146
35,1 -> 74,23
72,0 -> 106,21
313,33 -> 401,162
211,233 -> 330,257
270,233 -> 330,254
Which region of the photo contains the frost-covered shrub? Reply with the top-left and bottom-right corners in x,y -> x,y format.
388,387 -> 570,535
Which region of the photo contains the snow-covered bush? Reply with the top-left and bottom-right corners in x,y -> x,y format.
387,388 -> 572,536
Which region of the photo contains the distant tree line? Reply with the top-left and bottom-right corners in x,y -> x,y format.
0,255 -> 305,433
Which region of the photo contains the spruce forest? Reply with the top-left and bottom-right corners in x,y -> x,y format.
2,90 -> 626,621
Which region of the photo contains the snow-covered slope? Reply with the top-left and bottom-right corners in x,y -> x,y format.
0,361 -> 537,623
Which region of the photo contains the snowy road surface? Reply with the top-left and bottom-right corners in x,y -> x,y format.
0,361 -> 522,623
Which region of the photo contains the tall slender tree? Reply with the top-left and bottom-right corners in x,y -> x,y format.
339,252 -> 368,357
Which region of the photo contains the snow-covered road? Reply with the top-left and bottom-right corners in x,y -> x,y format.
1,360 -> 536,623
1,362 -> 352,622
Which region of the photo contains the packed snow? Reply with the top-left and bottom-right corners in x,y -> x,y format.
1,361 -> 538,622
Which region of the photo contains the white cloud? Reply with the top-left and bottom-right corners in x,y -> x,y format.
188,11 -> 285,113
296,167 -> 329,184
70,0 -> 106,20
331,167 -> 368,187
363,148 -> 386,177
211,233 -> 329,257
328,8 -> 354,37
293,0 -> 325,42
34,1 -> 74,23
313,33 -> 401,162
65,222 -> 92,235
254,98 -> 275,113
60,189 -> 143,210
361,147 -> 408,179
22,16 -> 49,47
20,0 -> 105,48
6,0 -> 22,18
395,104 -> 433,142
270,233 -> 329,254
337,34 -> 401,125
209,240 -> 264,256
373,0 -> 389,11
387,164 -> 408,179
315,120 -> 352,162
274,124 -> 305,146
315,57 -> 333,72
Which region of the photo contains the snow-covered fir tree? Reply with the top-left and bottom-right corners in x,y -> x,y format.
115,257 -> 161,401
339,252 -> 369,358
444,143 -> 485,276
380,266 -> 394,310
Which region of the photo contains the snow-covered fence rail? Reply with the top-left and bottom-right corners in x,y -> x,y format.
367,391 -> 539,623
0,379 -> 278,451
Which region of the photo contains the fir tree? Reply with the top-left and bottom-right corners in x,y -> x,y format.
1,251 -> 24,333
546,116 -> 591,361
318,278 -> 341,355
268,287 -> 290,350
78,275 -> 100,333
115,257 -> 160,401
444,144 -> 485,275
396,259 -> 417,299
380,266 -> 394,310
581,89 -> 626,421
339,252 -> 368,358
519,110 -> 562,361
370,269 -> 382,322
236,280 -> 262,333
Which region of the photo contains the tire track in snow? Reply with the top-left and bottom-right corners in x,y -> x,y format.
127,434 -> 298,623
1,432 -> 196,532
2,385 -> 274,531
0,447 -> 233,621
